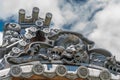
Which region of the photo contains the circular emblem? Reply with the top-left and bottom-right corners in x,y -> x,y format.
29,27 -> 37,32
19,40 -> 27,46
10,65 -> 22,77
24,33 -> 33,39
43,28 -> 50,33
32,63 -> 44,75
35,20 -> 43,27
55,65 -> 67,76
77,66 -> 89,78
100,70 -> 111,80
8,23 -> 21,31
12,47 -> 21,54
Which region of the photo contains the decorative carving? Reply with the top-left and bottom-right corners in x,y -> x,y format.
0,7 -> 120,80
99,70 -> 111,80
32,63 -> 44,75
10,65 -> 22,77
77,66 -> 89,79
55,65 -> 67,77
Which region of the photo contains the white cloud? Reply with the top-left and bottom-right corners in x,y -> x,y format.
89,1 -> 120,61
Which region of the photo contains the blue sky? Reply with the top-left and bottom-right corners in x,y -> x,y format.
1,0 -> 120,60
0,20 -> 4,31
0,15 -> 17,31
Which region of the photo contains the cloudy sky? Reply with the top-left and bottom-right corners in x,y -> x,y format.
0,0 -> 120,60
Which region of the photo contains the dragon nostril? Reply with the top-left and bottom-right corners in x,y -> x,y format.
109,65 -> 113,70
52,51 -> 55,54
27,49 -> 32,54
117,69 -> 120,73
113,67 -> 117,72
